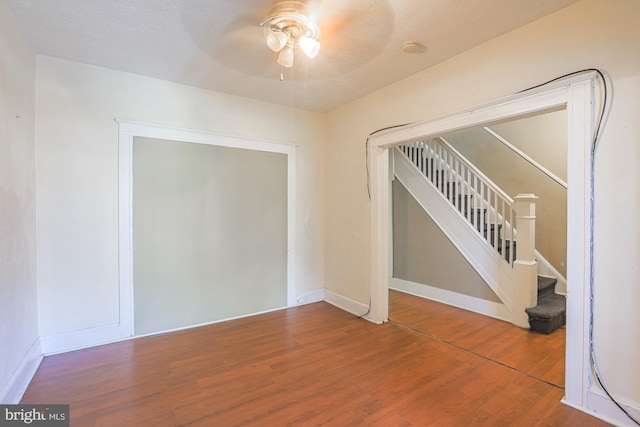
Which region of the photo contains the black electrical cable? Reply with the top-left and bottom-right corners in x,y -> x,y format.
516,68 -> 607,152
357,298 -> 372,319
364,69 -> 606,200
524,69 -> 639,425
365,122 -> 417,199
509,69 -> 638,425
363,69 -> 638,425
586,76 -> 640,426
387,318 -> 564,390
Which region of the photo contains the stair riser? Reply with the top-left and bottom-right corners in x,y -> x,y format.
537,276 -> 558,300
528,312 -> 566,334
526,290 -> 565,334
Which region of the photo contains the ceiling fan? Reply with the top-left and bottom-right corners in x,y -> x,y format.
259,1 -> 321,69
200,0 -> 394,80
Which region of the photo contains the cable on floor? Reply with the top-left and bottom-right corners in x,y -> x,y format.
387,317 -> 564,390
357,298 -> 371,319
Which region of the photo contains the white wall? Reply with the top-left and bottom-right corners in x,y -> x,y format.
35,56 -> 325,340
325,0 -> 640,414
0,0 -> 39,402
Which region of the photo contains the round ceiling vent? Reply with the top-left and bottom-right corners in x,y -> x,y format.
402,41 -> 427,54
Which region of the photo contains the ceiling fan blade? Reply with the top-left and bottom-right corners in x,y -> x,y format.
182,0 -> 394,79
306,0 -> 395,76
181,0 -> 283,77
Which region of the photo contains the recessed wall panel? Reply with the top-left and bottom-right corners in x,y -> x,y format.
133,137 -> 287,335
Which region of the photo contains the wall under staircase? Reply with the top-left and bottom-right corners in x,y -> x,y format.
393,145 -> 517,311
392,178 -> 512,322
393,179 -> 502,304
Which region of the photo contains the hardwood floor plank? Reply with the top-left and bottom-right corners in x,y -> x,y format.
22,298 -> 607,426
389,289 -> 566,388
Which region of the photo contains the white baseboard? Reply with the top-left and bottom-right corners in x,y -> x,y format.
390,278 -> 512,323
0,338 -> 43,404
40,324 -> 125,356
323,289 -> 370,318
41,299 -> 323,355
296,289 -> 325,305
31,287 -> 375,360
582,387 -> 640,427
134,305 -> 292,340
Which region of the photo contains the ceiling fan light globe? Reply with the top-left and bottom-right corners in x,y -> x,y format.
299,37 -> 320,59
266,30 -> 288,52
277,45 -> 295,67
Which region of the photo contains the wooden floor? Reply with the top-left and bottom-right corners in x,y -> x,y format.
22,291 -> 609,426
389,290 -> 566,388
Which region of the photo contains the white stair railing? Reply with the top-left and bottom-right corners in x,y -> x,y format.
399,138 -> 517,265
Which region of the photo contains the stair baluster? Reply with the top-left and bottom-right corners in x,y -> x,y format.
397,139 -> 547,329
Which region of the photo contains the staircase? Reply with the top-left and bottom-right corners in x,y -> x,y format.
526,276 -> 566,334
396,139 -> 566,334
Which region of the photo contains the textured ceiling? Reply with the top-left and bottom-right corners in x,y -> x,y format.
7,0 -> 580,112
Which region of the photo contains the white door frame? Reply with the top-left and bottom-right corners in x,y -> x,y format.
367,73 -> 597,412
116,119 -> 297,337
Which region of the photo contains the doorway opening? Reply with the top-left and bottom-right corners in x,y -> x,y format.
388,108 -> 568,386
366,73 -> 599,410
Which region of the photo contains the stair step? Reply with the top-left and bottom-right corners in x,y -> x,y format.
466,208 -> 487,227
495,239 -> 516,261
410,157 -> 434,171
525,293 -> 566,334
537,276 -> 557,300
430,170 -> 446,186
482,223 -> 503,240
464,207 -> 516,261
453,195 -> 473,214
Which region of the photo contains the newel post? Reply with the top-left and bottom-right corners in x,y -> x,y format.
512,194 -> 539,328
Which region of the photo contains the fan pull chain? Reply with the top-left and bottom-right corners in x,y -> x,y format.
289,66 -> 294,128
278,65 -> 293,128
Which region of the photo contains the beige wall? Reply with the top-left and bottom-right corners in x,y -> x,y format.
325,0 -> 640,405
445,117 -> 567,278
392,180 -> 500,302
489,110 -> 567,182
0,0 -> 38,400
35,56 -> 325,337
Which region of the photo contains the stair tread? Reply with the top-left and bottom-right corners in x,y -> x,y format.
525,293 -> 565,318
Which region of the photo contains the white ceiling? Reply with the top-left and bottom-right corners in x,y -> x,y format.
7,0 -> 579,113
